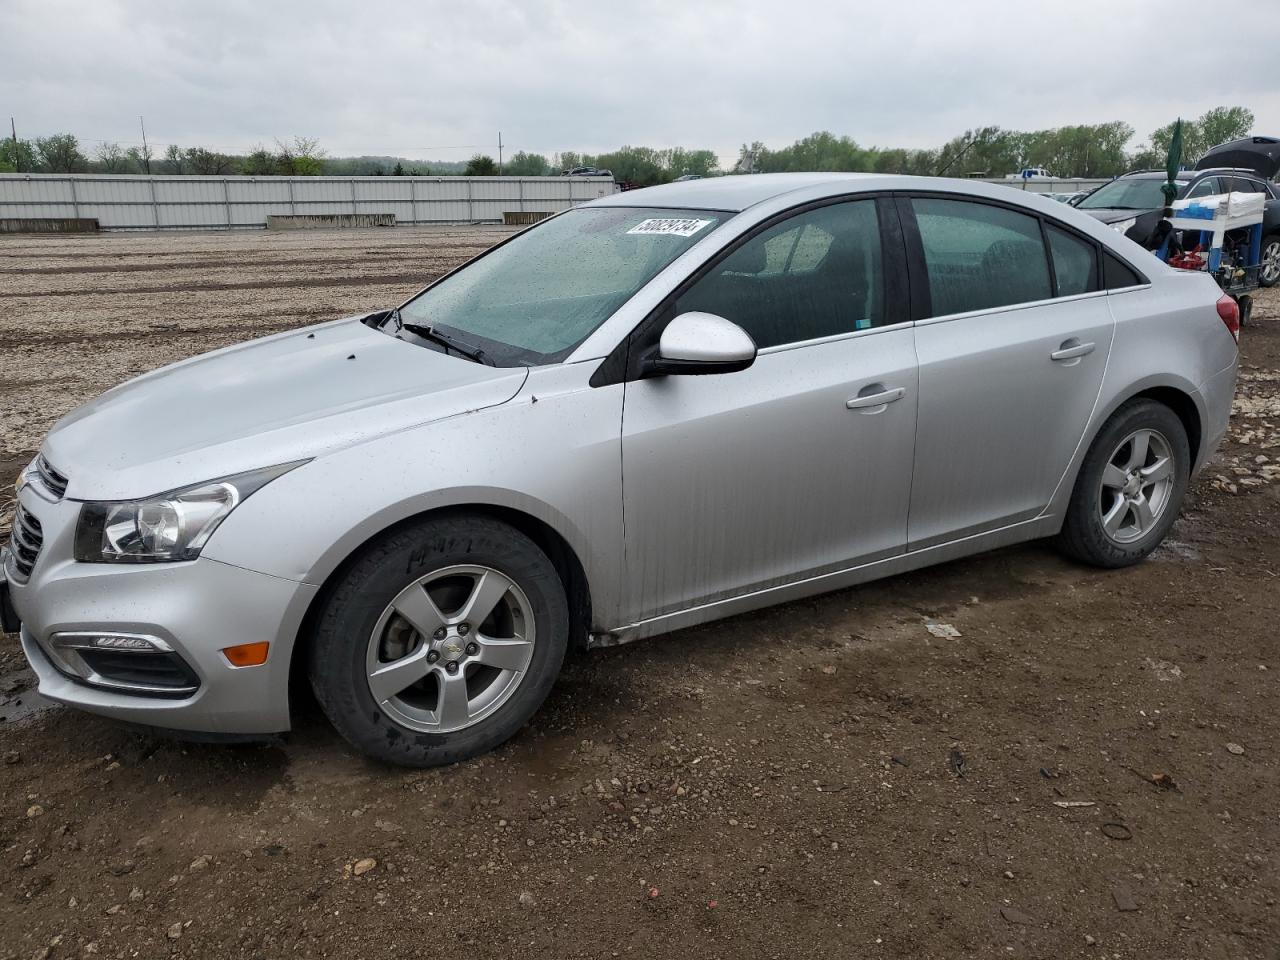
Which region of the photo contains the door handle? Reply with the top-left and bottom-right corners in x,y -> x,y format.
846,386 -> 906,411
1050,340 -> 1096,362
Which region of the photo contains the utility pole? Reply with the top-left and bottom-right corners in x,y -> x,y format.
139,116 -> 152,174
9,117 -> 20,172
498,131 -> 503,175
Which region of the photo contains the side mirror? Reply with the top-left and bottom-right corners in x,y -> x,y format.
643,312 -> 757,377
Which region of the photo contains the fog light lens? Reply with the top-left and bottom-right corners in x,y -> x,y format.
222,642 -> 270,667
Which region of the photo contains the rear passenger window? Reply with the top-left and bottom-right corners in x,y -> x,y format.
1046,225 -> 1099,296
912,198 -> 1051,317
1104,252 -> 1143,289
674,200 -> 885,349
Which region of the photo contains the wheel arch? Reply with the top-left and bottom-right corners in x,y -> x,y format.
287,502 -> 596,720
1047,377 -> 1207,526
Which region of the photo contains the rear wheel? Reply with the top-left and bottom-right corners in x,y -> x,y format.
1261,233 -> 1280,288
308,514 -> 569,767
1056,400 -> 1190,568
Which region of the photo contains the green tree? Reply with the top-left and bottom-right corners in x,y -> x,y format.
668,148 -> 719,178
125,145 -> 152,174
392,162 -> 406,176
0,136 -> 38,172
95,141 -> 131,173
464,154 -> 498,176
163,143 -> 186,174
275,137 -> 326,176
1198,105 -> 1254,151
505,151 -> 550,176
185,147 -> 235,175
34,134 -> 87,172
239,146 -> 277,175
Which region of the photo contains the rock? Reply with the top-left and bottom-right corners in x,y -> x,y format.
1226,742 -> 1245,756
1111,886 -> 1139,912
188,855 -> 211,872
26,804 -> 44,819
3,751 -> 18,765
1000,906 -> 1033,925
128,887 -> 144,902
108,859 -> 135,876
1085,934 -> 1096,945
166,922 -> 183,940
518,890 -> 535,906
1003,870 -> 1015,880
352,857 -> 377,877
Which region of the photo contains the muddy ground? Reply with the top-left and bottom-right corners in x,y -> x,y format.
1,227 -> 1278,959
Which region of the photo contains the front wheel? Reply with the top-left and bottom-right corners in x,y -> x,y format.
1056,400 -> 1190,568
308,514 -> 569,767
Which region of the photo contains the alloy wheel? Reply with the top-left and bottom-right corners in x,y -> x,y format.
1097,428 -> 1176,544
365,565 -> 535,733
1262,239 -> 1280,285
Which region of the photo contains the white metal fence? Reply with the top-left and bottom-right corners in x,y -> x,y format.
977,177 -> 1110,195
0,173 -> 1113,232
0,174 -> 618,230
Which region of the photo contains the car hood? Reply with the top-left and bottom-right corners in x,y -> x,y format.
1079,207 -> 1151,225
44,317 -> 529,501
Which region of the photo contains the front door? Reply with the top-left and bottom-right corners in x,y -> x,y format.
619,198 -> 919,624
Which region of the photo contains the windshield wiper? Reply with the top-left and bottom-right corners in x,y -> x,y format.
391,309 -> 494,365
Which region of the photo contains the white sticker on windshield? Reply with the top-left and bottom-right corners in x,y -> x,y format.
627,217 -> 713,238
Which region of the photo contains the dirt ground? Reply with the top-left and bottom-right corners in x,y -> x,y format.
1,227 -> 1278,960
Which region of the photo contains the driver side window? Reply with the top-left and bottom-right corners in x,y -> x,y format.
673,200 -> 885,350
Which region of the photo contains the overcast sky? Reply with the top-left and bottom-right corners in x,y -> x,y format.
5,0 -> 1279,167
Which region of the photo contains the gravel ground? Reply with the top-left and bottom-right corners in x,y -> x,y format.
1,227 -> 1279,959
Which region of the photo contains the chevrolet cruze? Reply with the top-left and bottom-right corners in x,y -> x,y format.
2,173 -> 1240,766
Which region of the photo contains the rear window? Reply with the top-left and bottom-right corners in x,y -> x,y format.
1046,225 -> 1099,296
912,197 -> 1051,317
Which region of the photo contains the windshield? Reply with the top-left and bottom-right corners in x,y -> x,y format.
1077,178 -> 1188,210
396,206 -> 726,365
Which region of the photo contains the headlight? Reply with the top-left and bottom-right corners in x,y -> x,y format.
73,462 -> 305,563
1111,218 -> 1137,235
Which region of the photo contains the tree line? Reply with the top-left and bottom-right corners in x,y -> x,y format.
0,105 -> 1259,184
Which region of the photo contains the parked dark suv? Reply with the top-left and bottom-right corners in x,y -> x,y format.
1075,169 -> 1280,286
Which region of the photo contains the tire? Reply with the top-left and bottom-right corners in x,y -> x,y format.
1261,233 -> 1280,288
308,514 -> 569,767
1056,400 -> 1190,569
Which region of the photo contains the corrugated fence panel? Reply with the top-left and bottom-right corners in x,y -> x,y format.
0,175 -> 620,229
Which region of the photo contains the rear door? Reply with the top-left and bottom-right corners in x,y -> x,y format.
901,195 -> 1115,548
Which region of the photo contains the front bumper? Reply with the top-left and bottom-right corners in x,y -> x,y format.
6,485 -> 317,734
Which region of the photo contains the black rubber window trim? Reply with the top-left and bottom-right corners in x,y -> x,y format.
590,191 -> 906,387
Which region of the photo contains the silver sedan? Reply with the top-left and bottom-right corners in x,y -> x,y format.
3,173 -> 1240,766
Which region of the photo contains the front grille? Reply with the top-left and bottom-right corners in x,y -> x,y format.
34,455 -> 68,499
8,505 -> 43,581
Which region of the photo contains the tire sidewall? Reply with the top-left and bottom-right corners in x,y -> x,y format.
309,516 -> 569,766
1066,401 -> 1191,567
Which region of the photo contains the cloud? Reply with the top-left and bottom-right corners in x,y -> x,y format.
6,0 -> 1278,168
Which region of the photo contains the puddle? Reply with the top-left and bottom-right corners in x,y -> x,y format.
0,664 -> 54,724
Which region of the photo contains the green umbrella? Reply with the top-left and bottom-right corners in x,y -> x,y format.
1161,119 -> 1183,212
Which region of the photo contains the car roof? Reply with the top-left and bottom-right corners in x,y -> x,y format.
586,172 -> 882,212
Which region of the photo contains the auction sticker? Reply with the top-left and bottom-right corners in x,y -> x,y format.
627,218 -> 713,237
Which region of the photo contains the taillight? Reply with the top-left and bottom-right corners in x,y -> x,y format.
1216,294 -> 1240,343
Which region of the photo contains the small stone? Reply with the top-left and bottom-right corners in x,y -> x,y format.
1111,886 -> 1139,912
1085,934 -> 1096,945
26,804 -> 44,819
820,665 -> 837,675
106,904 -> 123,915
188,855 -> 211,872
1003,870 -> 1015,880
1226,742 -> 1245,756
3,751 -> 19,765
128,887 -> 144,902
1000,906 -> 1033,925
518,890 -> 535,906
166,922 -> 183,940
352,857 -> 377,876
